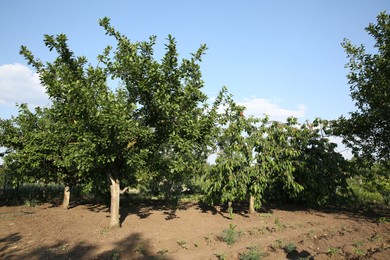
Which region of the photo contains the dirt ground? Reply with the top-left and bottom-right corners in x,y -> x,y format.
0,200 -> 389,260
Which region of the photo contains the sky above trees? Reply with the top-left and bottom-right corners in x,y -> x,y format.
0,0 -> 388,122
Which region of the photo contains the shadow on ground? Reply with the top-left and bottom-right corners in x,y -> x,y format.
0,232 -> 172,260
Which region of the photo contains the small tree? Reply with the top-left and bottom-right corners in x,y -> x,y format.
203,94 -> 259,213
252,117 -> 303,209
203,96 -> 303,214
0,106 -> 46,190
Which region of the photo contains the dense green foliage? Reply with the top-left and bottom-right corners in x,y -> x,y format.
347,159 -> 389,207
289,119 -> 349,206
334,11 -> 390,163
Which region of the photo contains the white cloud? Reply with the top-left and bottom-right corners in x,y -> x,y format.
237,97 -> 306,121
0,63 -> 49,107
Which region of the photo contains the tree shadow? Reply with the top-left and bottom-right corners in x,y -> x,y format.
196,202 -> 269,219
0,232 -> 173,259
0,232 -> 22,256
269,203 -> 390,223
285,249 -> 313,260
96,232 -> 173,259
196,202 -> 231,219
85,203 -> 110,213
118,199 -> 193,224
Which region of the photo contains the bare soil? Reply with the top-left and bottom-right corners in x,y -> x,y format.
0,200 -> 389,259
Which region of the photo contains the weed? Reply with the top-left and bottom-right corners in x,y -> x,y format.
24,199 -> 38,207
135,242 -> 145,257
353,248 -> 365,256
352,240 -> 366,256
99,226 -> 110,234
47,243 -> 69,253
283,243 -> 297,254
109,249 -> 120,260
306,229 -> 315,240
247,227 -> 265,236
239,245 -> 267,260
59,244 -> 69,251
204,233 -> 213,246
353,240 -> 365,247
214,252 -> 227,260
370,234 -> 381,242
177,240 -> 188,249
327,246 -> 341,256
258,213 -> 272,218
377,216 -> 390,223
270,239 -> 284,251
157,248 -> 168,256
274,218 -> 286,231
341,225 -> 351,232
221,223 -> 240,245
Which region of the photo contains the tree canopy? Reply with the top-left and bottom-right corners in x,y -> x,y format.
335,11 -> 390,163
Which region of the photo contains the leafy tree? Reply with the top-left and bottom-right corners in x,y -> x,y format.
290,119 -> 348,206
348,159 -> 389,206
20,36 -> 104,209
20,34 -> 151,226
335,11 -> 390,162
253,117 -> 303,209
99,17 -> 220,201
203,95 -> 303,214
203,94 -> 258,213
0,106 -> 44,189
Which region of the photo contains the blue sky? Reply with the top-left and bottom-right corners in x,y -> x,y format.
0,0 -> 389,122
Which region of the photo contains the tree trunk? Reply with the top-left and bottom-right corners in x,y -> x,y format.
249,195 -> 255,214
62,185 -> 71,209
109,173 -> 120,228
227,201 -> 233,219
